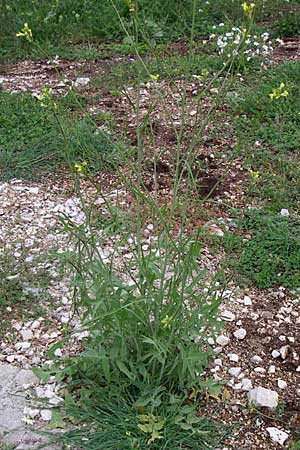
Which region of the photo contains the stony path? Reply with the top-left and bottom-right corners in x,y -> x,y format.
1,177 -> 299,449
0,179 -> 76,449
0,363 -> 56,449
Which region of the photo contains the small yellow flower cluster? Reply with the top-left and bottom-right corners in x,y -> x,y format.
241,2 -> 255,18
161,314 -> 171,328
16,22 -> 33,42
37,87 -> 54,108
249,169 -> 260,181
269,83 -> 289,100
150,74 -> 159,83
125,0 -> 135,12
74,161 -> 88,173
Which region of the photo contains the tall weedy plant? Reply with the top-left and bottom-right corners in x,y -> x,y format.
30,1 -> 259,448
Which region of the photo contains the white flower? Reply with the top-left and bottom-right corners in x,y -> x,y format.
280,209 -> 289,217
22,416 -> 34,425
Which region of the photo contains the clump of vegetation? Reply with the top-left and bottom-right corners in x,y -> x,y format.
0,91 -> 125,180
1,0 -> 300,61
0,247 -> 47,332
224,210 -> 300,288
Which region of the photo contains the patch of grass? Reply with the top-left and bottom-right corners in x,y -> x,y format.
87,49 -> 223,100
223,209 -> 300,289
1,0 -> 299,62
0,92 -> 127,180
0,0 -> 205,61
0,442 -> 14,450
0,247 -> 48,332
229,61 -> 300,211
275,11 -> 300,37
50,387 -> 228,450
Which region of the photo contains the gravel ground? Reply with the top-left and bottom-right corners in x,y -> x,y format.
0,177 -> 299,449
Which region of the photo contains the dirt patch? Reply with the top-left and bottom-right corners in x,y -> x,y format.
273,38 -> 300,64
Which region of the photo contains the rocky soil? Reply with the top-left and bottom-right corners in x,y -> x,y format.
1,45 -> 300,448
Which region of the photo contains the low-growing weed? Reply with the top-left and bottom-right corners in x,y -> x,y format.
275,12 -> 300,37
0,91 -> 127,180
0,248 -> 48,332
223,209 -> 300,288
53,389 -> 228,449
229,61 -> 300,211
2,0 -> 299,62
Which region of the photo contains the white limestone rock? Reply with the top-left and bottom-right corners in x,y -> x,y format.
241,378 -> 252,391
40,409 -> 52,421
233,328 -> 247,340
251,355 -> 263,364
228,367 -> 241,377
75,77 -> 90,86
277,379 -> 287,389
19,329 -> 33,341
221,310 -> 236,322
266,427 -> 289,445
228,353 -> 239,362
216,335 -> 230,346
248,387 -> 278,409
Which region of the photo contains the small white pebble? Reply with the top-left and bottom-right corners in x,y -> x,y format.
241,378 -> 252,391
232,383 -> 242,390
251,355 -> 263,364
214,358 -> 223,367
280,345 -> 289,359
233,328 -> 247,340
228,353 -> 239,362
267,427 -> 289,445
243,296 -> 252,306
213,346 -> 223,354
54,348 -> 62,357
277,379 -> 287,389
228,367 -> 241,377
31,320 -> 41,330
221,310 -> 236,322
40,409 -> 52,421
216,335 -> 230,346
272,350 -> 280,358
268,365 -> 276,374
19,329 -> 33,341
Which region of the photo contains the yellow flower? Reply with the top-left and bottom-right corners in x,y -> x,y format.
150,74 -> 159,83
241,2 -> 255,17
161,315 -> 172,328
74,161 -> 88,173
269,82 -> 289,100
125,0 -> 135,12
37,87 -> 55,108
249,169 -> 260,181
16,22 -> 33,42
